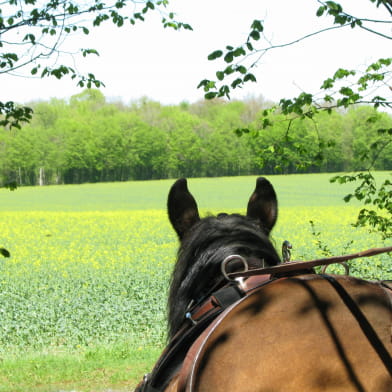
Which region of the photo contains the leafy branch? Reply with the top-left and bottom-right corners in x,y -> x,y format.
198,0 -> 392,240
198,0 -> 391,111
0,0 -> 192,128
331,171 -> 392,240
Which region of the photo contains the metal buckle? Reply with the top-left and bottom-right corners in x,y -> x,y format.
221,255 -> 249,281
321,262 -> 350,275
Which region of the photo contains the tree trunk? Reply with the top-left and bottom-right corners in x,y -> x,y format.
18,167 -> 22,185
39,167 -> 45,186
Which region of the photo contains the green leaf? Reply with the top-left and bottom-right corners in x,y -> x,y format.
262,118 -> 272,129
334,15 -> 348,25
333,68 -> 356,80
218,85 -> 230,98
216,71 -> 224,81
237,65 -> 247,74
182,24 -> 193,31
243,73 -> 256,82
233,47 -> 246,57
250,30 -> 260,41
205,92 -> 217,100
339,86 -> 354,96
207,50 -> 223,60
251,20 -> 263,32
231,78 -> 243,89
23,34 -> 36,44
224,52 -> 234,63
326,1 -> 342,12
197,79 -> 209,89
320,78 -> 334,90
234,128 -> 250,136
223,65 -> 234,75
316,6 -> 326,17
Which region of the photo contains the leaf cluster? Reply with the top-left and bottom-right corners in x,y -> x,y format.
0,0 -> 192,128
198,19 -> 262,99
199,1 -> 391,117
331,172 -> 392,239
0,101 -> 33,129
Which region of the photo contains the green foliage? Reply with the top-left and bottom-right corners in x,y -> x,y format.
200,1 -> 391,109
0,102 -> 33,129
309,220 -> 333,256
198,0 -> 392,241
331,172 -> 392,239
0,94 -> 391,185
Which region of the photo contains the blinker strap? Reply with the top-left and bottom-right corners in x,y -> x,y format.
211,285 -> 244,309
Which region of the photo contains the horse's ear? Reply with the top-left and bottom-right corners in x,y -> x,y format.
247,177 -> 278,234
168,178 -> 200,240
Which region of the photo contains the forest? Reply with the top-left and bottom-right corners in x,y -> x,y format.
0,89 -> 391,186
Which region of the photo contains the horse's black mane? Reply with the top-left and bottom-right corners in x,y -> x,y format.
167,213 -> 280,340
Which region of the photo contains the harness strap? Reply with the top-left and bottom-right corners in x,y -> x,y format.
186,285 -> 243,325
186,275 -> 272,325
228,246 -> 392,279
139,275 -> 273,392
135,374 -> 160,392
212,285 -> 244,308
321,274 -> 392,377
381,280 -> 392,291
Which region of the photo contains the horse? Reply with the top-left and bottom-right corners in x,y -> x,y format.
136,177 -> 392,392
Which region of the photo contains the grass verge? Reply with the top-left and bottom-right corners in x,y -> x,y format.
0,343 -> 162,392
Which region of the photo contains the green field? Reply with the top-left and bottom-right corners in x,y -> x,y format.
0,173 -> 390,391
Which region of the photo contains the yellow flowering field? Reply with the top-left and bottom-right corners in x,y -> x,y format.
0,175 -> 390,355
0,210 -> 178,352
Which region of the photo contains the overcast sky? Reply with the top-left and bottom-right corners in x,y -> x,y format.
1,0 -> 390,105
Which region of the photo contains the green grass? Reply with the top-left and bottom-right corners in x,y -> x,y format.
1,172 -> 384,211
0,173 -> 390,391
0,342 -> 160,392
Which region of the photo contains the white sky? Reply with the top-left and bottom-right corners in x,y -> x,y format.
1,0 -> 390,105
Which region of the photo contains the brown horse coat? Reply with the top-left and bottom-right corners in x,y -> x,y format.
167,274 -> 392,392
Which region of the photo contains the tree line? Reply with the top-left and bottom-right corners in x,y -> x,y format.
0,89 -> 391,186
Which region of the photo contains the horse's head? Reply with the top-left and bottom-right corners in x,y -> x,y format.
166,177 -> 281,339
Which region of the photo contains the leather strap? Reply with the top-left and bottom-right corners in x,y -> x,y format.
228,246 -> 392,279
321,274 -> 392,377
186,275 -> 271,325
140,275 -> 273,392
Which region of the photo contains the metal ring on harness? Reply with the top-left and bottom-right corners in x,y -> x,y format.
321,261 -> 350,275
221,255 -> 249,282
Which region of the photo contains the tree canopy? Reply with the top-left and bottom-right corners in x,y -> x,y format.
0,90 -> 391,186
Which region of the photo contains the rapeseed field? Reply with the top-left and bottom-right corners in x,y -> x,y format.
0,174 -> 390,356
